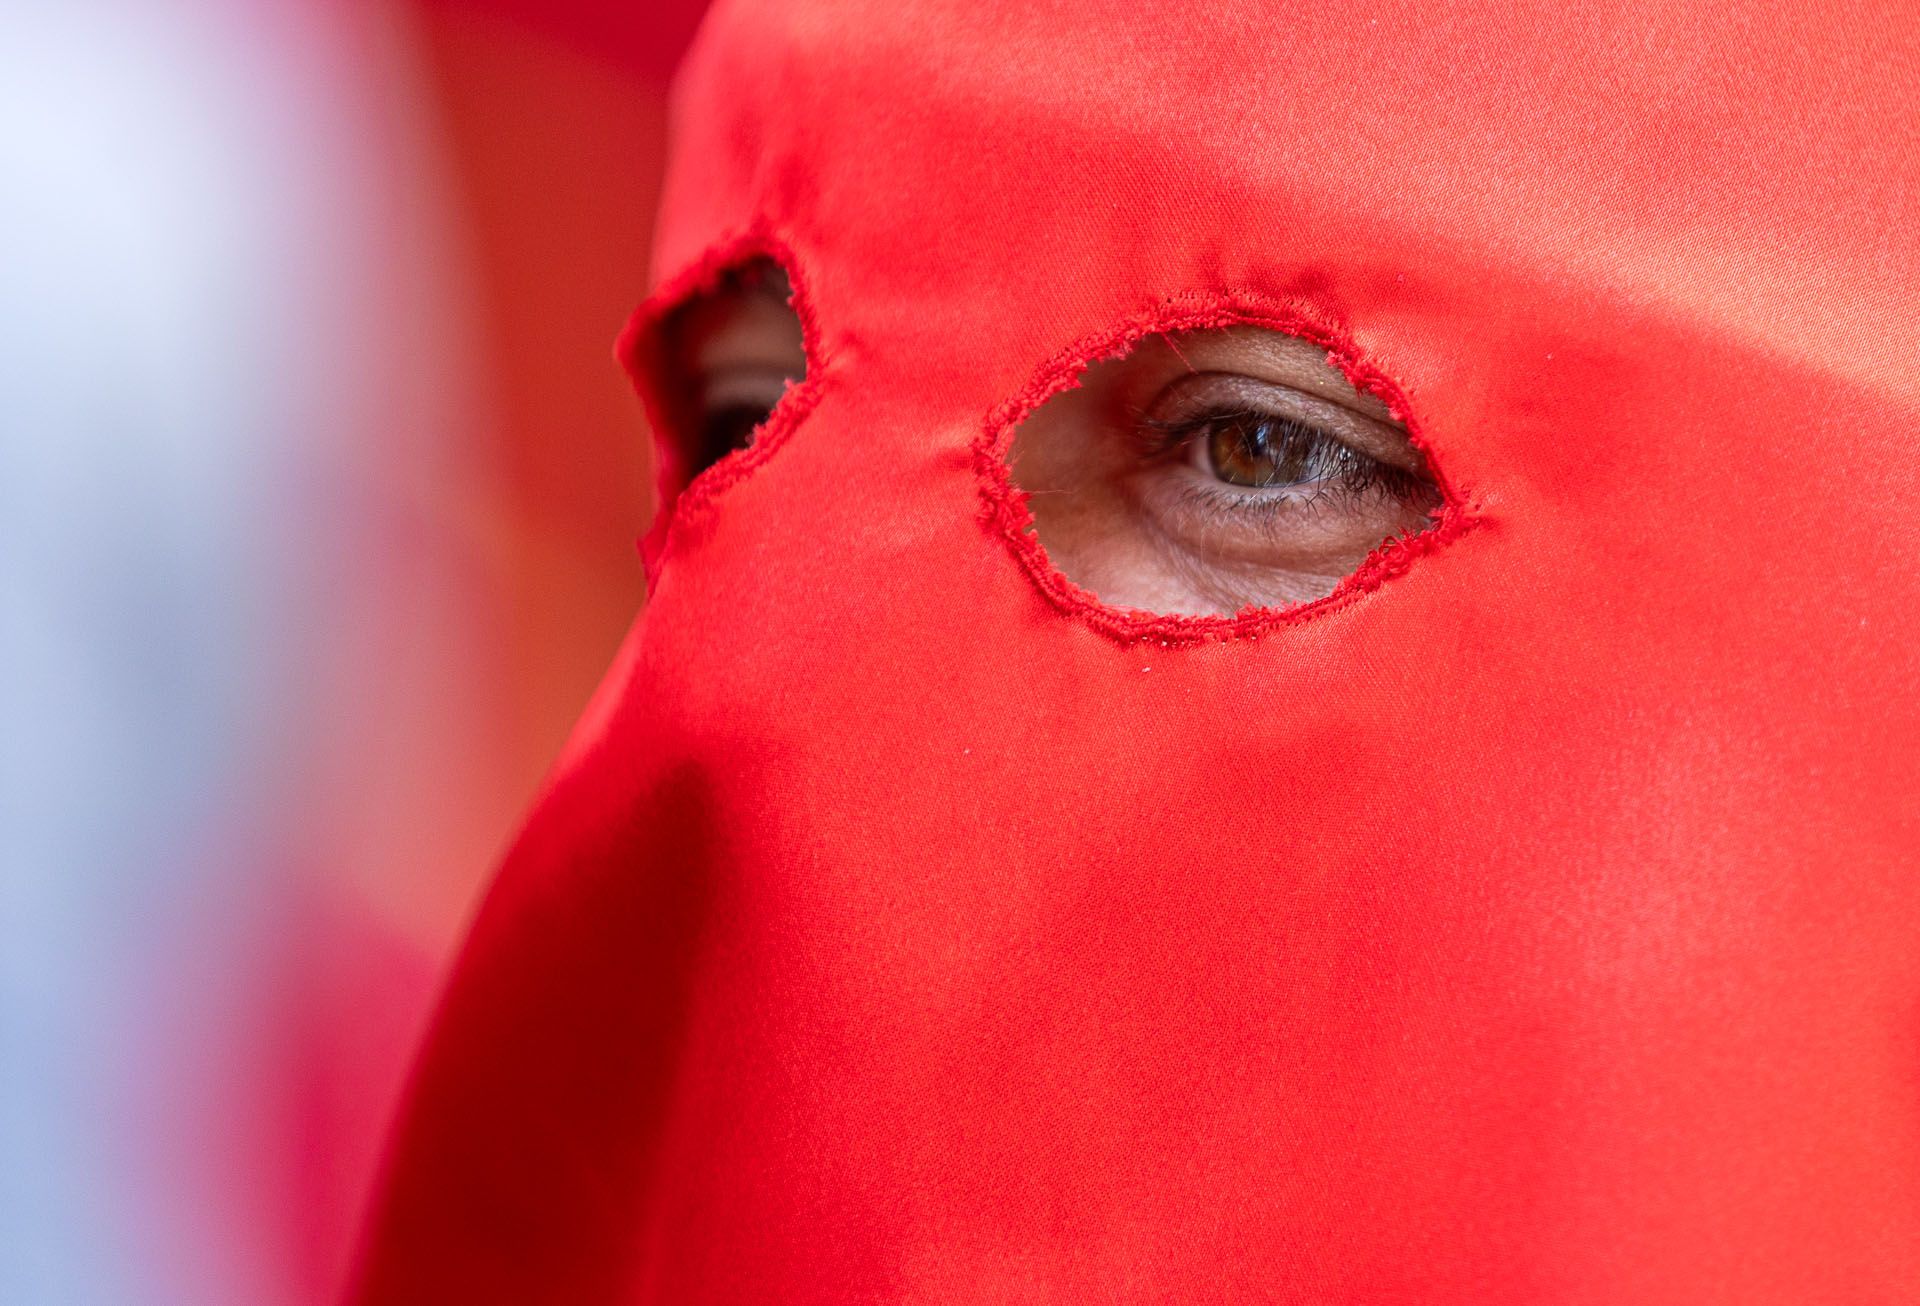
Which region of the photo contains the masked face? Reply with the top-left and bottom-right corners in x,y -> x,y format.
354,1 -> 1920,1301
665,280 -> 1447,614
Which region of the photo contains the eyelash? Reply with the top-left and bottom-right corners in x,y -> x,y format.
1139,408 -> 1434,512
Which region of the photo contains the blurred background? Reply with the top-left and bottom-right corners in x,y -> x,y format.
2,0 -> 707,1300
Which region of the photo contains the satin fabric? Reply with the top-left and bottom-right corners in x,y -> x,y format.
352,1 -> 1920,1300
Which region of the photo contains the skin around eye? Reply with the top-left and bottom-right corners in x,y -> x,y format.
1010,327 -> 1440,616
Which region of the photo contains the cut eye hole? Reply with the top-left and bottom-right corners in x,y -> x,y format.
658,256 -> 807,478
1009,326 -> 1443,618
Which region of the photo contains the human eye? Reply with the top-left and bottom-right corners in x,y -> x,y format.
660,259 -> 806,476
1134,369 -> 1438,540
1009,327 -> 1443,616
1174,407 -> 1365,489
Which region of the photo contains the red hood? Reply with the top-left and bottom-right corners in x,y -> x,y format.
353,1 -> 1920,1299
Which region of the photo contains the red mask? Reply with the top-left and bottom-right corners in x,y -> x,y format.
354,0 -> 1920,1299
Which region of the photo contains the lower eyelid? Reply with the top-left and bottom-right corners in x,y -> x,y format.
1156,464 -> 1352,519
1150,455 -> 1430,531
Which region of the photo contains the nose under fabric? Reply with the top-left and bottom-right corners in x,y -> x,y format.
351,1 -> 1920,1301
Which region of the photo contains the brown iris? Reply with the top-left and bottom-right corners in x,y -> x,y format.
1204,413 -> 1331,488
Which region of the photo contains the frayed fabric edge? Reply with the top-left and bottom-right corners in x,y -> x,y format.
614,224 -> 826,589
972,288 -> 1482,648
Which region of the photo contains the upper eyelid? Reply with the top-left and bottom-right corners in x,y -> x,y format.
695,368 -> 798,413
1151,370 -> 1402,430
1162,331 -> 1401,420
697,361 -> 801,390
1141,372 -> 1420,470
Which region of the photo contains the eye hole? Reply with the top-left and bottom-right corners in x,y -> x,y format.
659,256 -> 806,477
1008,325 -> 1443,617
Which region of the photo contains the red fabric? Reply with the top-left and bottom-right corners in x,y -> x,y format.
350,0 -> 1920,1300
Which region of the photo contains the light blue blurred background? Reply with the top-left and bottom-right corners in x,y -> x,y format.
0,0 -> 697,1299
